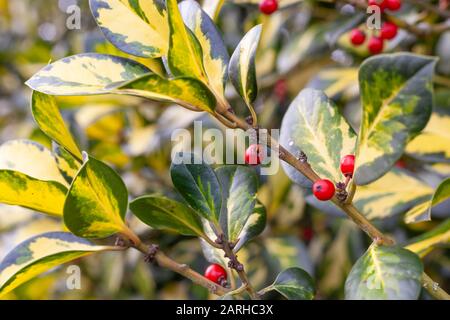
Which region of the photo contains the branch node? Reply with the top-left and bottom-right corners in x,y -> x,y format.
297,151 -> 308,163
144,244 -> 160,263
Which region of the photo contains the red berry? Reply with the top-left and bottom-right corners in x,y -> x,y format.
368,36 -> 384,54
245,144 -> 264,165
385,0 -> 401,11
312,179 -> 335,201
350,29 -> 366,46
368,0 -> 387,11
380,22 -> 398,40
302,227 -> 314,242
395,159 -> 407,168
204,264 -> 227,285
274,79 -> 288,101
340,155 -> 355,177
259,0 -> 278,15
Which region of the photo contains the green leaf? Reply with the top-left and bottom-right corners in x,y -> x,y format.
280,88 -> 357,187
89,0 -> 169,58
25,53 -> 150,96
31,91 -> 82,160
0,139 -> 68,186
404,178 -> 450,224
234,201 -> 266,252
130,195 -> 206,237
229,24 -> 262,106
180,0 -> 229,100
170,154 -> 222,223
0,232 -> 119,297
345,244 -> 423,300
0,170 -> 67,216
114,73 -> 216,113
167,0 -> 206,80
262,267 -> 315,300
355,53 -> 437,185
406,219 -> 450,257
63,155 -> 129,238
215,165 -> 257,242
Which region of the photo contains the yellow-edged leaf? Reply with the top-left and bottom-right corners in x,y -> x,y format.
167,0 -> 206,80
89,0 -> 169,58
0,140 -> 67,186
31,91 -> 82,160
0,170 -> 67,216
180,0 -> 229,101
0,232 -> 119,297
404,178 -> 450,224
405,219 -> 450,257
63,155 -> 129,238
114,73 -> 216,113
25,53 -> 150,96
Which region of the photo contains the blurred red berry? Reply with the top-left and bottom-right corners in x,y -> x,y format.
395,159 -> 407,169
312,179 -> 335,201
259,0 -> 278,15
204,264 -> 227,285
340,155 -> 355,177
368,36 -> 384,54
380,22 -> 398,40
302,227 -> 314,242
274,79 -> 288,101
350,29 -> 366,46
368,0 -> 387,11
385,0 -> 401,11
245,144 -> 264,165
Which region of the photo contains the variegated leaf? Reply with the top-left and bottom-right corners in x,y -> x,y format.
404,178 -> 450,224
64,155 -> 129,238
406,219 -> 450,257
345,244 -> 423,300
229,25 -> 262,106
0,140 -> 67,186
53,144 -> 81,184
280,88 -> 357,187
25,53 -> 150,96
0,232 -> 119,297
277,25 -> 328,74
406,110 -> 450,163
170,153 -> 221,223
180,0 -> 229,100
355,54 -> 437,185
202,0 -> 224,21
89,0 -> 169,58
31,91 -> 82,160
167,0 -> 206,80
234,201 -> 266,252
130,195 -> 206,237
215,165 -> 257,243
261,267 -> 315,300
0,170 -> 67,216
114,73 -> 216,113
307,67 -> 358,98
306,169 -> 434,220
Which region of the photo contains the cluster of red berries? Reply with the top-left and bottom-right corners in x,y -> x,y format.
349,0 -> 401,54
204,263 -> 227,285
259,0 -> 278,15
312,155 -> 355,201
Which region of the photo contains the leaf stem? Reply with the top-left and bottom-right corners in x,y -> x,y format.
129,235 -> 230,296
422,273 -> 450,300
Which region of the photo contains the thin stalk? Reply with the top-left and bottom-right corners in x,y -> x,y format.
422,273 -> 450,300
132,238 -> 229,296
